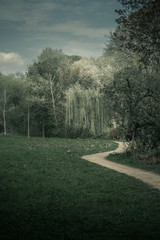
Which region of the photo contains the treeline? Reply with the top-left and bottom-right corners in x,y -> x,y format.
0,47 -> 130,139
0,0 -> 160,159
0,50 -> 116,138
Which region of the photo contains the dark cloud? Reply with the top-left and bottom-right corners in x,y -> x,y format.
0,0 -> 120,73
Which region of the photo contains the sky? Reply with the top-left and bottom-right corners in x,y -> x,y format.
0,0 -> 121,74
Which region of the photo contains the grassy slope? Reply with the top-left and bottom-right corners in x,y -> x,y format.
0,136 -> 160,240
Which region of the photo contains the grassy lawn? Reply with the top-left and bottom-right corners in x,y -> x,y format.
0,136 -> 160,240
107,150 -> 160,175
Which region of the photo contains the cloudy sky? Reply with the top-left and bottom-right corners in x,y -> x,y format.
0,0 -> 121,74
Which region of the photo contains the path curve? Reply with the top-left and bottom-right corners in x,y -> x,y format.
82,142 -> 160,191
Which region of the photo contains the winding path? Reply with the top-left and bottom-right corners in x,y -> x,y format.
82,142 -> 160,191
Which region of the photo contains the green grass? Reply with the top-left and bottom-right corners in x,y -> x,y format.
107,151 -> 160,174
1,136 -> 160,240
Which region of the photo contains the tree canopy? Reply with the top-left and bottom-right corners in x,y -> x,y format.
112,0 -> 160,67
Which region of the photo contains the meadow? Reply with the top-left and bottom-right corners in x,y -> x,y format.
0,135 -> 160,240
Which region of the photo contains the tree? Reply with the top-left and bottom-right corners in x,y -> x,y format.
65,84 -> 107,137
64,57 -> 102,89
113,0 -> 160,67
98,49 -> 139,84
0,73 -> 27,135
105,66 -> 160,152
27,48 -> 69,137
0,74 -> 9,135
64,57 -> 114,137
103,0 -> 160,156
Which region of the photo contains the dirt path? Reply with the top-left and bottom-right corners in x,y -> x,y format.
82,142 -> 160,191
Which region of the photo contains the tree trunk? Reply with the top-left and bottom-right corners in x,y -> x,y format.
27,101 -> 30,138
49,75 -> 57,127
3,89 -> 7,135
42,120 -> 45,138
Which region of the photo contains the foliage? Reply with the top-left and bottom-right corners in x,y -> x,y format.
0,73 -> 27,135
1,49 -> 114,138
27,48 -> 69,137
63,57 -> 111,137
105,66 -> 160,153
66,54 -> 82,63
26,49 -> 113,138
64,57 -> 102,89
102,0 -> 160,156
114,0 -> 160,66
65,84 -> 107,137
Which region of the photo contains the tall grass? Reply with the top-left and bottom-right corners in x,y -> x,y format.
0,136 -> 160,240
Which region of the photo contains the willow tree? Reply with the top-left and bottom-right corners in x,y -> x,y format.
63,57 -> 102,89
65,84 -> 107,137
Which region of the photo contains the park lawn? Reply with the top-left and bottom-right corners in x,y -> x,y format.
107,151 -> 160,175
0,136 -> 160,240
